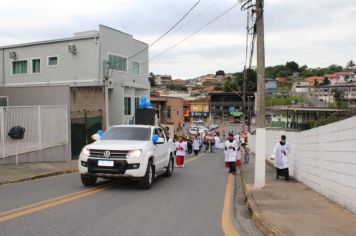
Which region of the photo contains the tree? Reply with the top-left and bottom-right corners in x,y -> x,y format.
326,64 -> 343,74
321,77 -> 331,86
167,84 -> 187,91
222,68 -> 256,93
148,72 -> 156,87
346,60 -> 355,70
285,61 -> 300,72
332,88 -> 345,107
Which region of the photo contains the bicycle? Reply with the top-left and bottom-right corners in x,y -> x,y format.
241,143 -> 250,164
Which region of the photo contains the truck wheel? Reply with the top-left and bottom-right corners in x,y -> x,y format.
163,156 -> 174,177
140,160 -> 154,189
81,174 -> 97,186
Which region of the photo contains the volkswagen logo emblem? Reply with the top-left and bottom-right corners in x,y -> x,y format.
103,151 -> 111,158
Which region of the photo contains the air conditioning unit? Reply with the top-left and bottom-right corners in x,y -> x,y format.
9,51 -> 17,60
68,44 -> 77,54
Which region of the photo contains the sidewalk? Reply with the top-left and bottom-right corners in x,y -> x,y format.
241,155 -> 356,236
0,160 -> 78,185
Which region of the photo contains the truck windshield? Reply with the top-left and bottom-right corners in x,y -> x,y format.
101,127 -> 151,141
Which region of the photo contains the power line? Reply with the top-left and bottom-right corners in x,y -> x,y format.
146,3 -> 239,64
128,0 -> 202,60
168,0 -> 222,36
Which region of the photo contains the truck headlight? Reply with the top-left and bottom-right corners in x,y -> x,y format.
81,147 -> 90,157
126,150 -> 142,159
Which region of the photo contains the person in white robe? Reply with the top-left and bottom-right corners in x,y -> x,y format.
175,136 -> 187,168
271,135 -> 291,180
192,136 -> 200,156
214,134 -> 222,149
224,133 -> 241,174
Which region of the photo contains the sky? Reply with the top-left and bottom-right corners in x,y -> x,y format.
0,0 -> 355,79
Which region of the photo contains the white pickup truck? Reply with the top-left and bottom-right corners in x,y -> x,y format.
79,125 -> 174,189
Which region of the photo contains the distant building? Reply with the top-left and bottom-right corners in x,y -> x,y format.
265,78 -> 278,91
304,76 -> 325,86
267,107 -> 350,130
209,92 -> 255,121
324,71 -> 356,84
198,74 -> 215,83
276,77 -> 287,83
150,96 -> 184,136
188,97 -> 210,122
293,80 -> 310,93
155,75 -> 172,85
312,84 -> 356,107
173,79 -> 186,85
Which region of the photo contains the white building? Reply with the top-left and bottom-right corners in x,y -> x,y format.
0,25 -> 150,126
0,25 -> 150,157
155,75 -> 172,85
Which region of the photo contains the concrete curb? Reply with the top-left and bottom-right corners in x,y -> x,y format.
240,167 -> 287,236
0,168 -> 78,186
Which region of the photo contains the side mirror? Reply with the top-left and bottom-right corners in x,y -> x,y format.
91,133 -> 101,141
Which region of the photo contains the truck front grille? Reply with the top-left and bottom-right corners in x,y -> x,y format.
90,149 -> 129,159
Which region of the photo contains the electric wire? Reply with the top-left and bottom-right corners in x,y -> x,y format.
127,0 -> 202,60
168,0 -> 222,37
145,3 -> 239,65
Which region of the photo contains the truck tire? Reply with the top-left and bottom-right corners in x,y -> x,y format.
139,160 -> 154,189
163,156 -> 174,177
81,174 -> 97,186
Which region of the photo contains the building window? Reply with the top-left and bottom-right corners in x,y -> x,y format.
32,58 -> 41,73
135,97 -> 140,109
124,97 -> 132,116
0,97 -> 8,107
109,54 -> 127,72
48,56 -> 58,66
167,106 -> 171,118
12,60 -> 27,75
133,61 -> 140,75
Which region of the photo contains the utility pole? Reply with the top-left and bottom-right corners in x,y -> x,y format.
255,0 -> 266,128
254,0 -> 266,188
243,66 -> 246,125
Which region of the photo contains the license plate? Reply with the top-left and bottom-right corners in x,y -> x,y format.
98,160 -> 114,167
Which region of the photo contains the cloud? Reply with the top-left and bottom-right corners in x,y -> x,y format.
0,0 -> 355,78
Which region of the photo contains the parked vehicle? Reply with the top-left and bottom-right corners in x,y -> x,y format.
79,125 -> 174,189
208,124 -> 218,130
189,127 -> 199,135
190,126 -> 208,135
191,121 -> 205,127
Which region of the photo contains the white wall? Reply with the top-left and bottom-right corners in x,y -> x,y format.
249,116 -> 356,214
2,38 -> 99,86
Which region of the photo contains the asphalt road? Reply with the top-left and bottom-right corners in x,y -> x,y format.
0,151 -> 232,236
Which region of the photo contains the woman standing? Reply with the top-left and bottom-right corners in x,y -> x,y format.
175,136 -> 187,168
224,133 -> 240,174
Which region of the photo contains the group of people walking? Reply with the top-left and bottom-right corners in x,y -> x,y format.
172,126 -> 292,181
223,130 -> 249,174
172,130 -> 223,168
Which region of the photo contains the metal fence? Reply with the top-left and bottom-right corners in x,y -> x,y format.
0,105 -> 68,159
